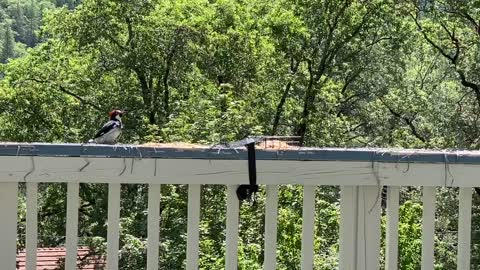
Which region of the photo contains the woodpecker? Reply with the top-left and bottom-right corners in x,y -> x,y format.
89,109 -> 126,144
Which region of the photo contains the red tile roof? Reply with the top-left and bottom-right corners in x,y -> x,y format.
16,247 -> 105,270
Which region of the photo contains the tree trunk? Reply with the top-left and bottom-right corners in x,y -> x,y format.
163,57 -> 172,122
271,59 -> 300,135
135,70 -> 156,124
296,62 -> 315,145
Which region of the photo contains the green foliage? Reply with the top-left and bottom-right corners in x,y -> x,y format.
1,24 -> 15,63
0,0 -> 59,63
5,0 -> 480,269
398,201 -> 423,269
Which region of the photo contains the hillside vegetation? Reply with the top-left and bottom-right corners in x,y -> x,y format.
1,0 -> 480,269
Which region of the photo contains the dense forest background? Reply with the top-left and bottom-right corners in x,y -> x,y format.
1,0 -> 480,269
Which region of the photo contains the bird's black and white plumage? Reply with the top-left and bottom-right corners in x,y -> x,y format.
89,110 -> 125,145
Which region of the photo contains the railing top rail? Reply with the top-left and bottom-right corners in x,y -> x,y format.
0,143 -> 479,164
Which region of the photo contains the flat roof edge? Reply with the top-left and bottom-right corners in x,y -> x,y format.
0,143 -> 479,164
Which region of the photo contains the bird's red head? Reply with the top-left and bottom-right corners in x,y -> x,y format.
109,109 -> 125,120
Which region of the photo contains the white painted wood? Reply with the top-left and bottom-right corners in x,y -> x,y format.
225,185 -> 239,270
0,182 -> 18,269
301,185 -> 315,270
457,187 -> 472,270
421,186 -> 436,270
26,182 -> 38,270
65,182 -> 79,270
386,186 -> 399,270
6,148 -> 480,270
147,184 -> 161,270
186,184 -> 201,270
339,186 -> 357,270
264,185 -> 279,270
6,156 -> 480,187
0,156 -> 375,185
339,186 -> 382,270
107,183 -> 121,270
356,186 -> 382,270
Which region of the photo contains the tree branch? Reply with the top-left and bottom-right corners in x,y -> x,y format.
413,13 -> 480,107
459,11 -> 480,36
58,85 -> 103,111
412,15 -> 454,62
13,78 -> 103,112
439,21 -> 460,64
379,98 -> 427,143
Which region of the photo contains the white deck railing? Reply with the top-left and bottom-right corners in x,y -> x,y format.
0,144 -> 476,270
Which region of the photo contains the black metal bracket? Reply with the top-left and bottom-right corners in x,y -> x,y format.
236,141 -> 259,203
212,136 -> 299,203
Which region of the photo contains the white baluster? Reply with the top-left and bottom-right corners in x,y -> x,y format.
65,182 -> 79,270
301,185 -> 315,270
0,182 -> 18,269
421,187 -> 436,270
147,184 -> 161,270
386,186 -> 399,270
186,184 -> 201,270
264,185 -> 279,270
457,187 -> 472,270
26,182 -> 38,270
225,185 -> 239,270
107,183 -> 121,270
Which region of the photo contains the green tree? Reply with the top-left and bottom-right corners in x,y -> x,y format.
11,2 -> 27,43
1,24 -> 15,63
3,0 -> 480,269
